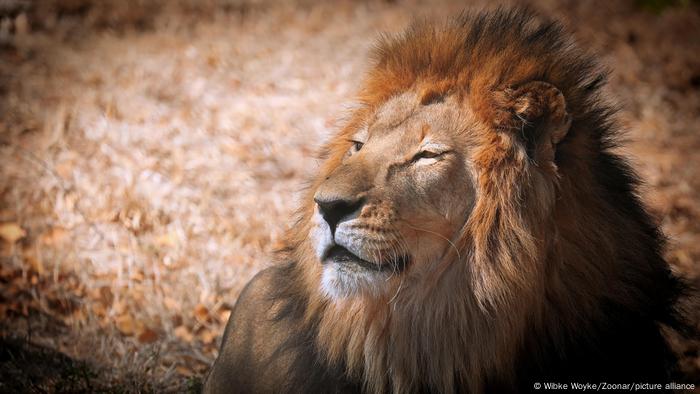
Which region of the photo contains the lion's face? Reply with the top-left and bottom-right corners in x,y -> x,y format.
311,91 -> 476,299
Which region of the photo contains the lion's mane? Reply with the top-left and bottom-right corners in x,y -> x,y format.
243,9 -> 684,393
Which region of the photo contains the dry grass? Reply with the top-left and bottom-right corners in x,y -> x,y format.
0,0 -> 699,391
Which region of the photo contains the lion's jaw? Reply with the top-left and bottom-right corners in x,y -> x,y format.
309,91 -> 476,300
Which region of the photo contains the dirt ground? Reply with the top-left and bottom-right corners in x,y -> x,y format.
1,0 -> 699,391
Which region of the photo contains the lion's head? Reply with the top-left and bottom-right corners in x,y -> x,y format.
302,11 -> 578,312
310,90 -> 477,299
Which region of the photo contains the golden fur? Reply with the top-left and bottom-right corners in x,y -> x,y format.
205,9 -> 682,393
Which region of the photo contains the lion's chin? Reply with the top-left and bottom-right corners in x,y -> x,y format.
320,262 -> 391,300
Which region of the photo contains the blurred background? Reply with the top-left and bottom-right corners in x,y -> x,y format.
0,0 -> 698,391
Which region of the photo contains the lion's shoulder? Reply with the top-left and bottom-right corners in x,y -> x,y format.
203,268 -> 279,393
204,265 -> 360,394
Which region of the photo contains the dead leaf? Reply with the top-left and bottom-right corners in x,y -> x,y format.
163,297 -> 179,311
130,287 -> 145,302
176,365 -> 194,377
40,227 -> 69,245
99,286 -> 114,305
199,328 -> 216,345
130,271 -> 145,282
174,325 -> 193,343
0,223 -> 26,244
113,300 -> 127,315
138,327 -> 159,344
116,314 -> 135,336
92,303 -> 106,317
155,232 -> 177,247
54,160 -> 75,179
194,304 -> 209,322
217,309 -> 231,324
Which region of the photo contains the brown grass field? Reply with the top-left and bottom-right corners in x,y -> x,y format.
1,0 -> 699,391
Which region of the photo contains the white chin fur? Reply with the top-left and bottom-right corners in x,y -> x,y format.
321,262 -> 389,300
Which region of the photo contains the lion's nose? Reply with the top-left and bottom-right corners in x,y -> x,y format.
314,195 -> 364,236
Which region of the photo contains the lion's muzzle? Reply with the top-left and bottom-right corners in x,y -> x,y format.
314,194 -> 364,236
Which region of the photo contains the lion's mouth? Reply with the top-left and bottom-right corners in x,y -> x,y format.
322,245 -> 408,273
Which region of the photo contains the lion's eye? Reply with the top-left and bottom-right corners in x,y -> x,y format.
416,150 -> 440,159
348,140 -> 364,154
411,150 -> 444,163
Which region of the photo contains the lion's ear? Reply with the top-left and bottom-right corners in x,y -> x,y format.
494,81 -> 571,166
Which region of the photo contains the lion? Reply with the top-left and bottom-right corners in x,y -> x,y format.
204,9 -> 686,393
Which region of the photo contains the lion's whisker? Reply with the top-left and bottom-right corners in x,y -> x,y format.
388,277 -> 404,305
400,221 -> 462,261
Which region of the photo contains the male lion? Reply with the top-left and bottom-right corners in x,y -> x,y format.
204,9 -> 686,393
